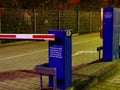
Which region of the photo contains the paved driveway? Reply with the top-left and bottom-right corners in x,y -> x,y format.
0,33 -> 102,90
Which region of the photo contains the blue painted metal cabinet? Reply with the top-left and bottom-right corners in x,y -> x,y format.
48,30 -> 72,90
103,8 -> 120,61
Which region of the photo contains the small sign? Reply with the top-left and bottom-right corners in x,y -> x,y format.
66,31 -> 72,36
104,12 -> 112,18
49,46 -> 63,58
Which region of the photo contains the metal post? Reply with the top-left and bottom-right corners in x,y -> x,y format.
76,9 -> 79,35
97,46 -> 103,61
40,74 -> 43,90
89,12 -> 92,33
53,68 -> 57,90
33,9 -> 36,33
98,48 -> 101,61
79,11 -> 81,35
58,10 -> 61,29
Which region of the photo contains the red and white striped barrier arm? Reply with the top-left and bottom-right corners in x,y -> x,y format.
0,34 -> 55,41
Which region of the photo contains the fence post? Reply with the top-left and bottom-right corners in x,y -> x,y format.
76,9 -> 79,35
58,10 -> 61,29
89,12 -> 92,33
33,9 -> 36,33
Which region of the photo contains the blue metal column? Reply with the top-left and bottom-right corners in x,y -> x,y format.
103,8 -> 114,61
103,8 -> 120,61
48,30 -> 72,90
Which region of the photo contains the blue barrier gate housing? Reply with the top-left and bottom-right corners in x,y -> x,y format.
0,30 -> 72,90
103,8 -> 120,61
48,30 -> 72,89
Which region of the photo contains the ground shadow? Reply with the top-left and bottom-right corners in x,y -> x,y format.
0,70 -> 39,81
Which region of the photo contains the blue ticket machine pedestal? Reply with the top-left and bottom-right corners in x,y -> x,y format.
103,8 -> 120,61
103,8 -> 114,61
48,30 -> 72,90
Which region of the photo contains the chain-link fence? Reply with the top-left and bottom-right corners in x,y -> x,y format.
0,8 -> 100,42
78,11 -> 100,34
1,9 -> 34,34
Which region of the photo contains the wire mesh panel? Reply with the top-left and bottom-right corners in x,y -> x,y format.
1,9 -> 34,34
79,12 -> 91,33
78,11 -> 100,34
59,10 -> 77,33
91,12 -> 100,32
0,8 -> 100,35
0,8 -> 101,62
35,9 -> 58,34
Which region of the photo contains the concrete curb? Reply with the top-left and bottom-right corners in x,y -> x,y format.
67,61 -> 118,90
